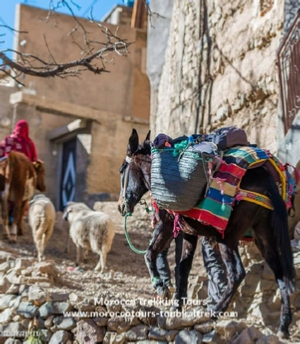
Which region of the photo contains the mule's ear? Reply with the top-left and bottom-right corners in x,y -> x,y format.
144,130 -> 151,143
127,128 -> 139,156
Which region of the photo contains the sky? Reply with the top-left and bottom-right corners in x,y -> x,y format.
0,0 -> 121,54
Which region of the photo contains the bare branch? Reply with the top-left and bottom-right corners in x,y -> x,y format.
0,0 -> 132,83
43,33 -> 57,64
0,68 -> 25,87
141,0 -> 165,28
0,24 -> 28,34
0,37 -> 130,78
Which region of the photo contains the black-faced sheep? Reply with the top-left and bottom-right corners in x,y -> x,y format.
63,202 -> 115,272
28,194 -> 55,262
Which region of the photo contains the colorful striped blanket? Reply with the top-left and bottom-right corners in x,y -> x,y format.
175,146 -> 296,237
176,159 -> 246,235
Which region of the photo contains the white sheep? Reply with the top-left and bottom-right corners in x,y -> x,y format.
28,194 -> 56,262
63,202 -> 115,272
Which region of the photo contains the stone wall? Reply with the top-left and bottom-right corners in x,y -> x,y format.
146,0 -> 174,130
276,1 -> 300,166
149,0 -> 286,153
0,249 -> 299,343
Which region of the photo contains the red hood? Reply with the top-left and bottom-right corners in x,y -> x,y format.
13,120 -> 29,138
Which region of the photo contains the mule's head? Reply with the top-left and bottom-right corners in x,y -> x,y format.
118,129 -> 151,216
33,160 -> 46,192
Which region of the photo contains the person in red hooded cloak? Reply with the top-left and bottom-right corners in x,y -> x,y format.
0,120 -> 38,227
0,119 -> 37,162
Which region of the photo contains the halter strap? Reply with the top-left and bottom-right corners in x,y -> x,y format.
122,156 -> 131,200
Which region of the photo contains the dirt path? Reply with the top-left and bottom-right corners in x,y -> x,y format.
0,200 -> 204,302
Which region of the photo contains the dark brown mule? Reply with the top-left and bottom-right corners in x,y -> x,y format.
118,129 -> 296,339
0,151 -> 46,242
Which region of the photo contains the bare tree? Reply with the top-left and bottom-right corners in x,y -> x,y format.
0,0 -> 131,85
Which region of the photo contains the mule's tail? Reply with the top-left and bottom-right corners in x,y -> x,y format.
268,176 -> 296,294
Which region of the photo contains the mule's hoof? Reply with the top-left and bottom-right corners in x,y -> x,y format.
277,330 -> 289,340
17,230 -> 23,236
165,284 -> 175,294
155,286 -> 171,300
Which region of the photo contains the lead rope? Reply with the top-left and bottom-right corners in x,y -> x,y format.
123,199 -> 153,255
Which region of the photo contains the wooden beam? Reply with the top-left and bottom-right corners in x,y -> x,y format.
131,0 -> 146,28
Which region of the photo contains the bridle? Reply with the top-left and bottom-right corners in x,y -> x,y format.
121,155 -> 132,206
120,153 -> 152,255
121,153 -> 151,209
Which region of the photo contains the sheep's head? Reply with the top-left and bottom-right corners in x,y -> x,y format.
63,202 -> 91,223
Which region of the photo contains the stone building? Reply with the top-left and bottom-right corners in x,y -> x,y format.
147,0 -> 300,166
0,4 -> 150,209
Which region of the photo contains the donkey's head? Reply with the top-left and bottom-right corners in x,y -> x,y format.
118,129 -> 151,216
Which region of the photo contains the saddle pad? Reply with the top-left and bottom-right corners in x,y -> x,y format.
222,146 -> 270,168
174,146 -> 296,237
176,161 -> 247,235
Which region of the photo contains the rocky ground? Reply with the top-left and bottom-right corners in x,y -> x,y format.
0,196 -> 299,343
0,197 -> 160,301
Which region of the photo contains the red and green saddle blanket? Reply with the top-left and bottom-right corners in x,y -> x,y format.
175,146 -> 296,237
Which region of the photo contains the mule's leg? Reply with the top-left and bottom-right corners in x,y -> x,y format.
10,200 -> 23,243
16,200 -> 27,236
144,210 -> 174,298
156,245 -> 172,289
254,233 -> 292,339
2,197 -> 10,241
210,243 -> 246,315
202,237 -> 227,307
175,233 -> 198,308
253,177 -> 296,339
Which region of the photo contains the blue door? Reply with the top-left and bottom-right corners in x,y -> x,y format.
60,139 -> 76,210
